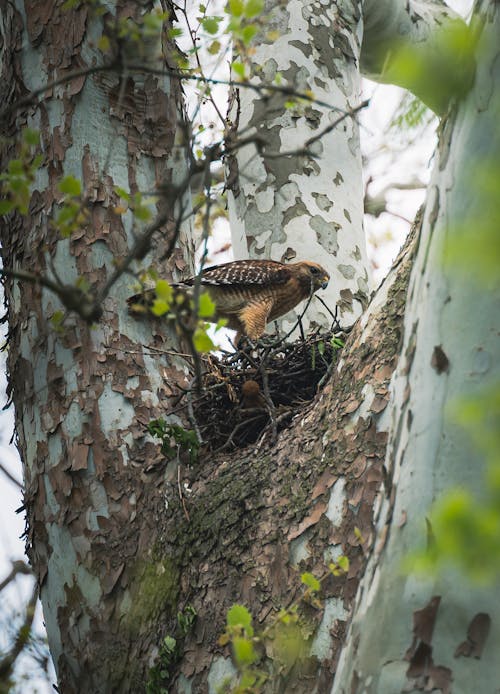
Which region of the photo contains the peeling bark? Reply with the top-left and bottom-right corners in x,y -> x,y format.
1,0 -> 497,692
333,2 -> 500,691
160,220 -> 418,692
0,1 -> 193,690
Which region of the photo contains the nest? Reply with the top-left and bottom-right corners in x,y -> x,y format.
186,329 -> 344,453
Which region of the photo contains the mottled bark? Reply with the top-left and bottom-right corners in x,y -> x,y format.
334,2 -> 500,691
1,0 -> 495,692
164,222 -> 417,692
226,0 -> 370,332
0,1 -> 193,690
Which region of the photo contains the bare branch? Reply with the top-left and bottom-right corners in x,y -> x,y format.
0,461 -> 23,490
0,561 -> 32,593
0,268 -> 102,324
0,583 -> 38,682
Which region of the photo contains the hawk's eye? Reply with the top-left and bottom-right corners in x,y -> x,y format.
309,266 -> 319,275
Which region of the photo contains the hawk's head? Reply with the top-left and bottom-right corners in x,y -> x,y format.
293,261 -> 330,292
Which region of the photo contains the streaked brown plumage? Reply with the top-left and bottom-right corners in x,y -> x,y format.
240,379 -> 267,409
129,259 -> 330,341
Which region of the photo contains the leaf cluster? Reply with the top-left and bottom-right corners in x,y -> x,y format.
147,419 -> 200,466
0,129 -> 42,216
407,385 -> 500,583
217,561 -> 349,693
146,605 -> 197,694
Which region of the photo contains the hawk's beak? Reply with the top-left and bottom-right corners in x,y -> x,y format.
321,275 -> 329,290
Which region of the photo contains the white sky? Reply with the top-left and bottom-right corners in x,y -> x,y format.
0,1 -> 474,690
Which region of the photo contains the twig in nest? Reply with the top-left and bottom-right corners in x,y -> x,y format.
192,326 -> 343,452
186,376 -> 203,444
177,464 -> 190,522
260,361 -> 277,442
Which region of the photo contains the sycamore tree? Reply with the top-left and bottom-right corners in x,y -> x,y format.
0,1 -> 498,693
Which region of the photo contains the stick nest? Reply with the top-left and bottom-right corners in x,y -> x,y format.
190,329 -> 343,453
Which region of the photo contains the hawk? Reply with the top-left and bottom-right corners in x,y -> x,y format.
130,259 -> 330,341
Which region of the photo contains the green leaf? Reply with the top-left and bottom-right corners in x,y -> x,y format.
337,555 -> 350,572
98,34 -> 111,52
231,61 -> 246,79
59,175 -> 82,196
198,292 -> 216,318
232,636 -> 257,666
115,186 -> 131,201
215,317 -> 228,331
32,154 -> 44,168
151,299 -> 170,316
193,327 -> 216,353
228,0 -> 244,17
240,671 -> 257,688
134,205 -> 152,221
8,160 -> 23,175
168,27 -> 183,38
227,604 -> 252,629
23,129 -> 40,146
301,572 -> 320,592
244,0 -> 263,18
50,310 -> 65,331
163,636 -> 176,653
202,17 -> 220,34
0,200 -> 13,215
155,279 -> 173,303
207,39 -> 221,55
241,24 -> 257,45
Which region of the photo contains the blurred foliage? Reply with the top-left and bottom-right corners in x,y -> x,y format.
0,129 -> 42,216
0,591 -> 51,693
407,386 -> 500,583
218,561 -> 349,693
130,266 -> 223,354
147,419 -> 200,465
443,159 -> 500,283
389,93 -> 432,132
408,130 -> 500,583
382,20 -> 476,114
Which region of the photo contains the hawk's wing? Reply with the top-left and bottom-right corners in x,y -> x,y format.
184,260 -> 292,287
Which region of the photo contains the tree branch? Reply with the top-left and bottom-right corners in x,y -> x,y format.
361,0 -> 475,114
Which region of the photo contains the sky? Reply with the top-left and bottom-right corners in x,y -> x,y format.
0,0 -> 474,691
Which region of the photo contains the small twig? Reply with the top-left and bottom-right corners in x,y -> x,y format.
260,367 -> 277,442
0,461 -> 23,490
0,582 -> 38,680
253,410 -> 294,455
315,296 -> 343,333
186,377 -> 203,444
0,62 -> 117,122
124,63 -> 350,113
102,67 -> 129,178
264,286 -> 316,349
0,560 -> 32,593
0,267 -> 101,323
177,464 -> 190,522
213,415 -> 267,454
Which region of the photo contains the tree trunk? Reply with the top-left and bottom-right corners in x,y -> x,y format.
0,1 -> 194,690
168,224 -> 417,692
226,0 -> 370,331
333,2 -> 500,691
1,0 -> 496,692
